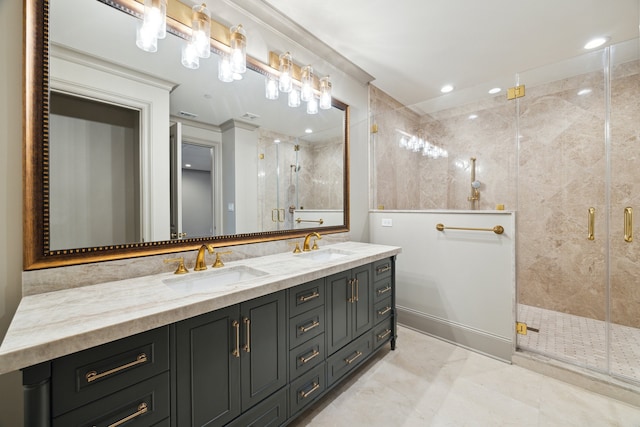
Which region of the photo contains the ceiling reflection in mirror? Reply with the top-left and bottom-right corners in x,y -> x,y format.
25,0 -> 349,268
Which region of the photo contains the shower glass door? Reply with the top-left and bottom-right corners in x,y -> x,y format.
608,37 -> 640,383
516,47 -> 609,374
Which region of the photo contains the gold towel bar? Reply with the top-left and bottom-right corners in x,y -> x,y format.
296,218 -> 324,224
436,223 -> 504,235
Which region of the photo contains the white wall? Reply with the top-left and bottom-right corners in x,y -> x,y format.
0,0 -> 25,424
370,210 -> 515,361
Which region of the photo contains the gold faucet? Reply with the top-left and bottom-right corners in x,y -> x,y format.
303,232 -> 321,251
195,244 -> 215,271
212,250 -> 232,268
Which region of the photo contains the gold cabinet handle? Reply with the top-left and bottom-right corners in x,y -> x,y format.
354,278 -> 359,302
347,278 -> 354,303
377,306 -> 391,316
344,351 -> 363,365
377,329 -> 392,340
108,402 -> 148,427
243,317 -> 251,353
376,264 -> 391,274
299,349 -> 320,364
232,320 -> 240,358
85,353 -> 148,383
299,320 -> 320,333
588,207 -> 595,240
625,207 -> 633,242
299,382 -> 320,399
377,285 -> 391,295
299,291 -> 320,302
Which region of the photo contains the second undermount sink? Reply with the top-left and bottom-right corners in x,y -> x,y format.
296,248 -> 354,262
163,265 -> 268,293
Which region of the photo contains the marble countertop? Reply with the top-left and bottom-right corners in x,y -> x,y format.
0,242 -> 401,375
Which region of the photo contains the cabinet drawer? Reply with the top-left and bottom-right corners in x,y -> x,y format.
374,297 -> 393,324
52,326 -> 169,417
326,332 -> 372,386
288,278 -> 325,318
289,363 -> 326,417
373,277 -> 393,303
227,386 -> 288,427
289,306 -> 325,349
289,333 -> 325,379
373,258 -> 392,281
52,372 -> 170,427
373,320 -> 393,350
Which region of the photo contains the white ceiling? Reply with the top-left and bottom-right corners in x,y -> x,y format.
263,0 -> 640,110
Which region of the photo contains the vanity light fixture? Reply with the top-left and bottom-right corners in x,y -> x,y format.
230,24 -> 247,74
181,41 -> 200,69
279,52 -> 293,93
319,76 -> 332,110
265,74 -> 279,100
218,55 -> 234,82
306,96 -> 319,115
584,37 -> 608,50
191,3 -> 211,59
288,87 -> 301,107
136,0 -> 167,52
301,65 -> 314,102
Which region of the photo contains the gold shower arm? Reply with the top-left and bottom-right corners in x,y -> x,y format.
435,223 -> 504,235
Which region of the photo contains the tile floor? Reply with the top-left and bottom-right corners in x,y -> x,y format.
518,304 -> 640,382
290,326 -> 640,427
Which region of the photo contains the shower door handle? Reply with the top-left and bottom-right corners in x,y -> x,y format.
587,207 -> 595,240
624,207 -> 633,243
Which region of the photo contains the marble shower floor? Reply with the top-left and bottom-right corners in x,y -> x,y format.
290,326 -> 640,427
517,304 -> 640,382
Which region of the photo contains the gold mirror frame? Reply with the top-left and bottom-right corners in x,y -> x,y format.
23,0 -> 350,270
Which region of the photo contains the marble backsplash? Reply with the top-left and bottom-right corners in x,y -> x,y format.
370,57 -> 639,328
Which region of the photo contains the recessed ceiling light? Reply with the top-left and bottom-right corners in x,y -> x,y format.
468,114 -> 478,120
578,88 -> 592,96
488,87 -> 501,94
440,85 -> 454,93
305,128 -> 313,134
584,37 -> 608,50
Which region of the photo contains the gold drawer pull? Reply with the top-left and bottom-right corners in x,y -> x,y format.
377,329 -> 392,340
299,320 -> 320,333
378,306 -> 391,316
347,278 -> 355,303
299,382 -> 320,399
299,349 -> 320,364
377,285 -> 391,295
299,291 -> 320,302
376,264 -> 391,274
108,402 -> 148,427
232,320 -> 240,358
344,351 -> 363,365
85,353 -> 148,383
243,317 -> 251,353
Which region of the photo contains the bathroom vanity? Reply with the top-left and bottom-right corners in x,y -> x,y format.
0,242 -> 400,427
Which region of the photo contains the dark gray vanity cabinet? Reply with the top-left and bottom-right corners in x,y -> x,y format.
175,291 -> 287,427
325,264 -> 373,355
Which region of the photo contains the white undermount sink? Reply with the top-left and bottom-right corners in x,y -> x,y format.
163,265 -> 268,293
295,248 -> 354,262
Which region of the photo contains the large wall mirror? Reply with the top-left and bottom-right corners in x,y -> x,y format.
24,0 -> 350,270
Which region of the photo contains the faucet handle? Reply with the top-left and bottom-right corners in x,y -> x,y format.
289,242 -> 302,253
312,239 -> 320,250
212,250 -> 232,268
164,257 -> 189,274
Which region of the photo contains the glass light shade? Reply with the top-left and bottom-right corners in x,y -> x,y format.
230,24 -> 247,74
191,4 -> 211,58
301,65 -> 314,102
136,20 -> 158,52
288,88 -> 301,107
319,76 -> 332,109
218,55 -> 233,82
278,52 -> 293,93
265,75 -> 279,100
399,136 -> 408,148
181,41 -> 200,69
144,0 -> 166,39
306,97 -> 318,115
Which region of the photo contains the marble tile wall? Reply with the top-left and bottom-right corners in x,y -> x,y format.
370,57 -> 639,329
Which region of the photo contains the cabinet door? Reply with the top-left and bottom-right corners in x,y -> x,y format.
176,305 -> 241,427
352,264 -> 373,338
326,270 -> 352,355
240,291 -> 287,411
